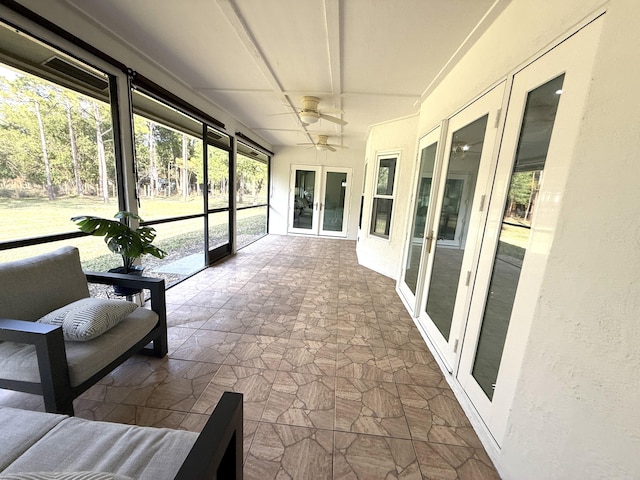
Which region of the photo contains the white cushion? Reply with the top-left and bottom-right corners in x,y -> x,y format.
0,474 -> 132,480
37,298 -> 137,341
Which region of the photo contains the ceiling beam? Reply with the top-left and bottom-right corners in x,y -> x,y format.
323,0 -> 344,143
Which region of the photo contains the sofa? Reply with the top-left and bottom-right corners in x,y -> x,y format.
0,391 -> 243,480
0,246 -> 168,415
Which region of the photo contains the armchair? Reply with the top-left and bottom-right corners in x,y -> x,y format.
0,247 -> 168,415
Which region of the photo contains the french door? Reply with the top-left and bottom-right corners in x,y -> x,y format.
457,17 -> 604,444
400,85 -> 505,370
288,165 -> 351,237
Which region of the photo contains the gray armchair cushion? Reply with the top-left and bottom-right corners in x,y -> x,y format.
0,473 -> 132,480
0,247 -> 90,321
1,414 -> 197,480
0,308 -> 158,387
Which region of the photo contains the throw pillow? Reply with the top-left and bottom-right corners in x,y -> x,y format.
37,298 -> 137,341
0,473 -> 133,480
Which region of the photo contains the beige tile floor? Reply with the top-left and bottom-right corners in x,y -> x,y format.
0,234 -> 500,480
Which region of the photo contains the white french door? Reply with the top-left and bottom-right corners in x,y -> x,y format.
288,165 -> 351,237
457,17 -> 604,445
400,84 -> 505,370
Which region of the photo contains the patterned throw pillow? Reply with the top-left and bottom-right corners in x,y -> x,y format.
37,298 -> 138,341
0,473 -> 133,480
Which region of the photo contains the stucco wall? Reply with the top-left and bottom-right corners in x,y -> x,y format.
269,146 -> 365,240
356,115 -> 418,278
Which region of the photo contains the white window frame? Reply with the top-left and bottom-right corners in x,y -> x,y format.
369,152 -> 399,240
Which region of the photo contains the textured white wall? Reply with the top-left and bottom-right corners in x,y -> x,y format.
269,146 -> 365,240
357,115 -> 418,278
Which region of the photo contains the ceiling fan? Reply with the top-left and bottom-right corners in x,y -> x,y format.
293,96 -> 347,126
297,135 -> 348,152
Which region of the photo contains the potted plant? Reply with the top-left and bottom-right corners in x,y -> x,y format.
71,211 -> 167,296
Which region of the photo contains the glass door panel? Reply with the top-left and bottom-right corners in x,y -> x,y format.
471,74 -> 564,399
398,128 -> 440,310
416,84 -> 505,370
319,169 -> 350,237
426,115 -> 488,341
289,166 -> 320,234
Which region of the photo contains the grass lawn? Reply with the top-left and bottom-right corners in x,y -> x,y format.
0,196 -> 267,282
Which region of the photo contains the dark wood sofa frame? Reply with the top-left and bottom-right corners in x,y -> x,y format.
0,270 -> 168,416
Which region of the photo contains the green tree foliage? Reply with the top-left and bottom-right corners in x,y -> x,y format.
0,68 -> 114,199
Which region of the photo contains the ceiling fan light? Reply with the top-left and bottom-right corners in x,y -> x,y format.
299,111 -> 319,124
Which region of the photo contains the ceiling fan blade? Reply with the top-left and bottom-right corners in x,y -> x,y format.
327,144 -> 348,150
318,113 -> 347,126
296,142 -> 315,146
326,145 -> 337,152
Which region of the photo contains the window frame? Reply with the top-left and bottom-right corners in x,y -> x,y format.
369,152 -> 399,240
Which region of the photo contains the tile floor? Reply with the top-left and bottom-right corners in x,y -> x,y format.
0,234 -> 501,479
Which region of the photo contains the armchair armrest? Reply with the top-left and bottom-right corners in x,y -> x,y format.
0,318 -> 72,414
85,271 -> 168,357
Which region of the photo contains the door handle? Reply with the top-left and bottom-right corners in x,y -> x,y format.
425,230 -> 435,254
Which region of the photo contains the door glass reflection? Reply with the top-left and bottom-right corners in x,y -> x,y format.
322,172 -> 347,232
403,143 -> 437,294
293,170 -> 315,229
472,74 -> 565,399
426,115 -> 488,340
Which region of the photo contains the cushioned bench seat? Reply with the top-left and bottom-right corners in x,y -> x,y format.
0,407 -> 197,480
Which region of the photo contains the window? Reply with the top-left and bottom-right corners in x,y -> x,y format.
236,143 -> 269,249
0,20 -> 120,264
370,155 -> 397,239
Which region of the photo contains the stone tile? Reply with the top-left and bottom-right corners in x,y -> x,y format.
245,313 -> 296,338
382,328 -> 431,352
199,308 -> 260,333
223,334 -> 287,370
260,295 -> 304,315
290,315 -> 338,343
397,384 -> 483,447
279,339 -> 337,376
135,406 -> 187,429
334,432 -> 422,479
74,398 -> 117,420
83,357 -> 220,413
244,423 -> 333,480
262,371 -> 335,430
413,440 -> 500,480
191,365 -> 276,421
166,304 -> 215,328
220,293 -> 267,312
171,330 -> 241,364
337,310 -> 379,324
335,377 -> 411,439
337,318 -> 386,347
388,348 -> 447,387
336,344 -> 394,382
179,413 -> 259,464
166,326 -> 197,355
185,290 -> 234,308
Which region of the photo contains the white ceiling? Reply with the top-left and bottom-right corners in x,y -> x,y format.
63,0 -> 506,152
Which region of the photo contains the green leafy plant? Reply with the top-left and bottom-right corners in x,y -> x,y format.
71,211 -> 167,273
